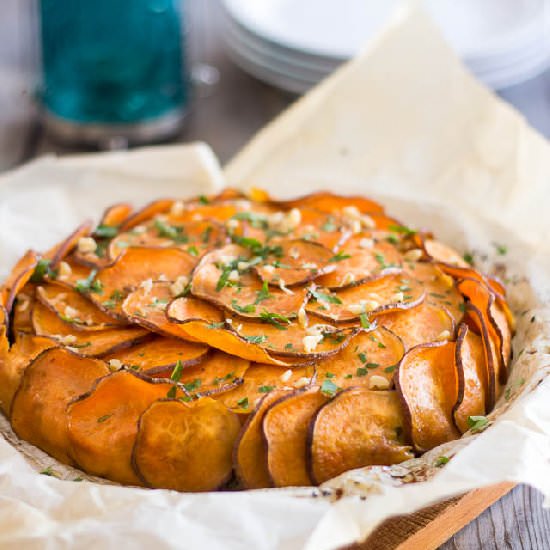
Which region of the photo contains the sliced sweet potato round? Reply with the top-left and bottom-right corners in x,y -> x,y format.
92,246 -> 197,319
396,341 -> 460,451
11,348 -> 109,464
255,239 -> 336,286
453,324 -> 487,433
306,274 -> 424,323
315,327 -> 404,390
11,285 -> 35,335
464,303 -> 498,410
230,316 -> 356,357
37,285 -> 127,331
1,250 -> 39,314
191,244 -> 307,319
292,208 -> 352,252
133,398 -> 241,491
406,262 -> 464,325
166,292 -> 225,325
316,234 -> 402,289
277,192 -> 385,215
0,333 -> 57,415
378,303 -> 455,350
422,239 -> 469,267
215,363 -> 316,413
46,221 -> 93,268
457,278 -> 506,387
262,388 -> 328,487
67,370 -> 180,484
234,389 -> 292,489
152,349 -> 250,394
489,299 -> 512,385
46,258 -> 95,290
119,199 -> 174,231
99,202 -> 134,228
103,336 -> 209,375
308,388 -> 414,484
32,301 -> 150,357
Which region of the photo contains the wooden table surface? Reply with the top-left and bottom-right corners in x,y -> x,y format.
1,1 -> 550,548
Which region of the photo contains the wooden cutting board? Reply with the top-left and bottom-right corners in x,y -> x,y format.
347,483 -> 515,549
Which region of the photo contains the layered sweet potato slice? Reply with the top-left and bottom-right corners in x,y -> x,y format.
133,398 -> 241,492
308,389 -> 414,484
11,348 -> 109,464
396,341 -> 460,451
0,250 -> 39,314
68,370 -> 181,484
263,388 -> 329,487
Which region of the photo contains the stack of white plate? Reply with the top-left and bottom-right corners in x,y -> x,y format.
221,0 -> 550,94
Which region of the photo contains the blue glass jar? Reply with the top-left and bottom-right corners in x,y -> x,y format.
40,0 -> 189,147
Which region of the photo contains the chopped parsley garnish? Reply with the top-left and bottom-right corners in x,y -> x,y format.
183,378 -> 202,392
384,364 -> 397,373
97,414 -> 112,423
344,373 -> 353,379
254,280 -> 272,304
325,372 -> 335,378
170,360 -> 184,383
216,261 -> 237,291
231,211 -> 268,229
459,302 -> 466,313
356,367 -> 368,377
198,195 -> 209,205
75,270 -> 103,294
359,313 -> 371,329
237,396 -> 249,409
388,224 -> 417,235
95,224 -> 119,238
329,251 -> 352,263
374,253 -> 387,268
201,226 -> 213,243
310,288 -> 342,304
244,335 -> 267,344
467,415 -> 488,433
258,385 -> 275,393
358,352 -> 367,363
463,252 -> 474,266
206,322 -> 225,329
321,217 -> 337,232
154,219 -> 188,243
320,379 -> 339,397
166,386 -> 177,398
260,310 -> 290,329
231,299 -> 256,314
187,245 -> 199,257
493,243 -> 507,256
30,258 -> 57,283
386,234 -> 399,245
285,342 -> 294,350
40,467 -> 57,477
435,456 -> 450,467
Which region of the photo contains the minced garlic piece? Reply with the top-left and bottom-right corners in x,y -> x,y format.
297,306 -> 307,328
77,237 -> 97,254
280,369 -> 293,382
369,375 -> 390,390
158,273 -> 168,282
349,220 -> 362,233
16,294 -> 30,312
393,291 -> 405,302
220,255 -> 236,265
342,206 -> 361,220
170,200 -> 184,216
302,334 -> 323,353
140,278 -> 153,294
170,275 -> 189,297
64,305 -> 78,319
289,247 -> 300,260
58,261 -> 72,280
58,334 -> 77,345
341,272 -> 356,286
436,330 -> 451,341
133,225 -> 147,234
404,249 -> 423,262
262,265 -> 275,275
360,214 -> 376,229
227,270 -> 240,283
359,238 -> 374,249
293,377 -> 311,389
226,219 -> 239,230
108,359 -> 123,369
301,262 -> 317,269
348,299 -> 379,315
237,261 -> 251,271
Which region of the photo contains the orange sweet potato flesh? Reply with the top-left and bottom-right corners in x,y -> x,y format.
263,388 -> 328,487
379,303 -> 455,350
191,245 -> 307,319
11,285 -> 35,335
489,299 -> 512,385
46,259 -> 95,290
291,208 -> 352,252
122,282 -> 203,340
255,239 -> 336,286
407,262 -> 464,325
133,398 -> 241,491
93,247 -> 197,319
215,363 -> 315,412
167,292 -> 224,325
1,250 -> 39,314
396,341 -> 460,451
278,191 -> 385,215
464,303 -> 498,410
99,202 -> 134,228
315,328 -> 404,390
37,285 -> 127,330
453,324 -> 487,432
119,199 -> 174,230
307,274 -> 424,322
103,336 -> 209,374
316,234 -> 402,289
234,389 -> 292,489
67,370 -> 179,484
32,301 -> 150,356
308,389 -> 414,484
11,348 -> 109,464
0,333 -> 57,415
230,316 -> 355,357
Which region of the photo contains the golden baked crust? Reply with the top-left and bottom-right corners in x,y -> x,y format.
0,189 -> 513,491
